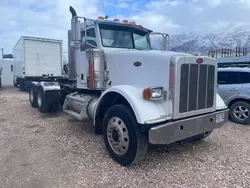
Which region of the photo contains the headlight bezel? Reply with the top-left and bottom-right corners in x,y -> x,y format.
142,86 -> 164,100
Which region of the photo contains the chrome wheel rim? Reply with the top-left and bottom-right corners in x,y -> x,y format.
107,117 -> 129,155
37,91 -> 42,107
234,105 -> 249,120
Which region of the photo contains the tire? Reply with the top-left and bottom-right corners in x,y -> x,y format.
37,86 -> 50,113
102,104 -> 148,166
229,101 -> 250,124
182,131 -> 213,143
29,86 -> 38,108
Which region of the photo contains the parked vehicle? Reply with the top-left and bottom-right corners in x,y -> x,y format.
216,56 -> 250,68
0,60 -> 16,87
217,67 -> 250,124
26,6 -> 229,166
12,36 -> 63,91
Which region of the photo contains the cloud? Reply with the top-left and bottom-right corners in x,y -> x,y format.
0,0 -> 250,54
0,0 -> 101,54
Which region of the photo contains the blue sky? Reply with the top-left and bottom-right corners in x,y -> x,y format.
1,0 -> 250,54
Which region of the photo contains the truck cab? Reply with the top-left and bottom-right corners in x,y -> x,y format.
28,6 -> 229,166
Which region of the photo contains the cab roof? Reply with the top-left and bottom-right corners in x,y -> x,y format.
83,18 -> 153,33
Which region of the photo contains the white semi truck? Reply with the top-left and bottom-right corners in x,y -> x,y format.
12,36 -> 64,91
27,6 -> 229,166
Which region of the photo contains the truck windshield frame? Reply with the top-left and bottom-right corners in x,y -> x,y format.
98,23 -> 151,50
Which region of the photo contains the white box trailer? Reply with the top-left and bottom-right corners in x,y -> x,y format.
12,36 -> 63,91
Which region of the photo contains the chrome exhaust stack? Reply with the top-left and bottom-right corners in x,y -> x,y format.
68,6 -> 81,81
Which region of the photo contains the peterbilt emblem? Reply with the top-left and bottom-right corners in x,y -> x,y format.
133,62 -> 142,67
196,58 -> 203,64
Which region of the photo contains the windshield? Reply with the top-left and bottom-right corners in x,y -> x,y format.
99,24 -> 151,50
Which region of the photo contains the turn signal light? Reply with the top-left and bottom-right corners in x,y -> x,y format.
142,88 -> 152,100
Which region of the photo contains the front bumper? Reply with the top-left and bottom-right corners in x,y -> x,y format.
148,109 -> 229,145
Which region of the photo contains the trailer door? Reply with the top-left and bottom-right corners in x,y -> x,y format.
24,39 -> 62,77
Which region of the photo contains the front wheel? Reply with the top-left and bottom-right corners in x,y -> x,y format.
102,104 -> 148,166
229,101 -> 250,124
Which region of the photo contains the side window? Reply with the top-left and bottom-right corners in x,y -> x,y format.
238,72 -> 250,84
133,33 -> 150,50
81,28 -> 97,51
217,71 -> 241,85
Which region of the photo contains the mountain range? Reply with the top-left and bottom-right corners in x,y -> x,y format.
168,28 -> 250,55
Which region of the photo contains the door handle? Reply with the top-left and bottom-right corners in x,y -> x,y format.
230,88 -> 239,91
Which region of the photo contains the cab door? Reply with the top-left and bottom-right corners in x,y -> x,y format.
77,27 -> 97,88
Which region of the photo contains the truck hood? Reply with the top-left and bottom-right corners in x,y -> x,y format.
102,47 -> 215,90
102,48 -> 185,89
103,48 -> 193,58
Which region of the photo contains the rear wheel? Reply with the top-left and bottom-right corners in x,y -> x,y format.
229,101 -> 250,124
102,104 -> 148,166
37,87 -> 50,113
29,86 -> 38,108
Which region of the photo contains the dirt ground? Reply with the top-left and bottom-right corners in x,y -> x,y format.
0,87 -> 249,188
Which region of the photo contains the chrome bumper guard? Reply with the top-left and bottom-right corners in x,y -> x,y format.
148,109 -> 229,145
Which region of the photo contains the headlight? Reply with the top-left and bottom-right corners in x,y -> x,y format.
142,87 -> 164,100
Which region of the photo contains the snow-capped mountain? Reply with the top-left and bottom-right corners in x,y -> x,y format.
168,28 -> 250,55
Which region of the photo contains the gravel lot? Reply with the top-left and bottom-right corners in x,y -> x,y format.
0,87 -> 249,188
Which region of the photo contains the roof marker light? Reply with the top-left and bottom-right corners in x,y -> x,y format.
123,20 -> 129,23
114,18 -> 120,22
129,20 -> 136,24
97,16 -> 104,20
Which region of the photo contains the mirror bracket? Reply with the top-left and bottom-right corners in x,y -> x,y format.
148,32 -> 169,51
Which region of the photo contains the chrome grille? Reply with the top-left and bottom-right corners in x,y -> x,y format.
179,64 -> 215,113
